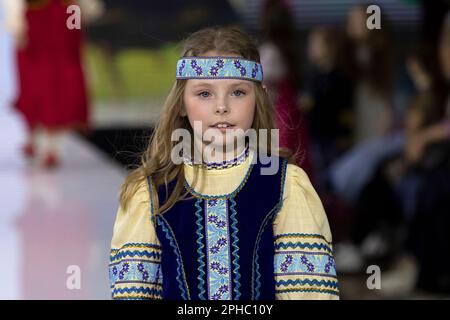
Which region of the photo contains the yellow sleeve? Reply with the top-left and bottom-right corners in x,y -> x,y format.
273,164 -> 339,300
109,179 -> 163,300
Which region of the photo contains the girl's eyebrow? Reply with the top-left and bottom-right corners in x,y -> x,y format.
231,81 -> 252,88
191,82 -> 212,88
191,81 -> 252,88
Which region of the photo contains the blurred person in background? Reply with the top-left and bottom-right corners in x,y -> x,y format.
337,46 -> 439,289
15,0 -> 95,169
327,5 -> 400,207
405,12 -> 450,164
383,12 -> 450,297
302,26 -> 355,193
259,0 -> 312,176
0,0 -> 24,108
330,4 -> 407,273
344,4 -> 395,144
334,13 -> 450,295
0,0 -> 27,160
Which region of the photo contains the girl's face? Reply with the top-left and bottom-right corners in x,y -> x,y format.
182,52 -> 256,150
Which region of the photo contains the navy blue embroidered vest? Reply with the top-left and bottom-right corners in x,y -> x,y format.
149,156 -> 287,300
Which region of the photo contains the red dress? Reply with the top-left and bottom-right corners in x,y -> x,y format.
275,78 -> 313,177
16,0 -> 89,131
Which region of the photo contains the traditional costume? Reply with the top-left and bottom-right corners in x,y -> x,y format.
109,57 -> 339,300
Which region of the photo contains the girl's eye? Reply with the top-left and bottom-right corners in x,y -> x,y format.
233,90 -> 246,97
198,91 -> 211,98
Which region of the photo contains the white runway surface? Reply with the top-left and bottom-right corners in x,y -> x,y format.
0,112 -> 125,299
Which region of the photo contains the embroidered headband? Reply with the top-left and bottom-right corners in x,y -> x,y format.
176,56 -> 263,82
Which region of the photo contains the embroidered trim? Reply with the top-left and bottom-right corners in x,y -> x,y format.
176,57 -> 263,82
273,233 -> 339,298
183,150 -> 255,200
195,198 -> 207,300
276,288 -> 340,297
109,260 -> 162,287
110,244 -> 162,263
111,242 -> 162,253
274,251 -> 337,277
274,242 -> 333,253
229,196 -> 241,299
109,242 -> 164,300
183,145 -> 250,170
251,159 -> 288,299
204,198 -> 232,300
156,214 -> 191,300
111,286 -> 163,300
276,278 -> 339,289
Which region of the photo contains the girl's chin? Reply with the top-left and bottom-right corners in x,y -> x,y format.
192,127 -> 249,147
204,139 -> 247,153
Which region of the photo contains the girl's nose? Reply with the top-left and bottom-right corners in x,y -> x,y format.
215,105 -> 229,115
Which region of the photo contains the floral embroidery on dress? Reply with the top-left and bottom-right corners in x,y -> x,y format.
205,198 -> 232,300
109,243 -> 163,299
273,234 -> 339,297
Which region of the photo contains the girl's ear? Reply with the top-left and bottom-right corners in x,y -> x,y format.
262,84 -> 268,93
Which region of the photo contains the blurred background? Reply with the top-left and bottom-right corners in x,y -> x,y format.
0,0 -> 449,299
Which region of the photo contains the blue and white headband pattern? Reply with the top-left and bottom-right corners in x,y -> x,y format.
176,56 -> 263,82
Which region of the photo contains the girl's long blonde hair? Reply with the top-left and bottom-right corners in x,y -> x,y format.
119,26 -> 292,214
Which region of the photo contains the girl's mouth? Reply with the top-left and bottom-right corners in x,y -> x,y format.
209,122 -> 235,129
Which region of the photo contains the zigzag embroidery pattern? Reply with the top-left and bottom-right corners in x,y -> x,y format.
110,249 -> 162,262
274,241 -> 333,253
276,278 -> 339,289
112,286 -> 163,299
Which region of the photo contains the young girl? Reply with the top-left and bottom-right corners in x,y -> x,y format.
109,26 -> 339,300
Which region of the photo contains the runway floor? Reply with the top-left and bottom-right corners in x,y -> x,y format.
0,112 -> 125,299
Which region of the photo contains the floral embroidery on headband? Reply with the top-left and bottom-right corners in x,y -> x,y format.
176,57 -> 263,82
